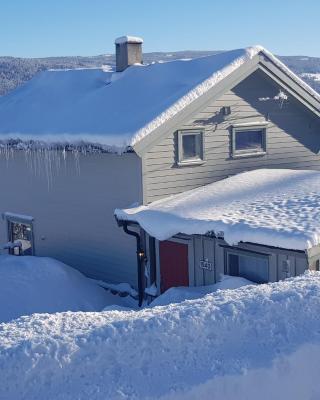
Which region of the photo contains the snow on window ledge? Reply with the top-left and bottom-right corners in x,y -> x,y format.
231,151 -> 267,159
2,212 -> 34,223
176,159 -> 206,167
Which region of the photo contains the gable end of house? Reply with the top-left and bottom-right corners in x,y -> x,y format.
139,57 -> 320,204
133,50 -> 320,157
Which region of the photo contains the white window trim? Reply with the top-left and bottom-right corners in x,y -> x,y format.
231,122 -> 268,158
177,130 -> 205,166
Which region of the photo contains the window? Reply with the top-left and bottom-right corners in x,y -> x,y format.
226,249 -> 269,283
232,123 -> 267,157
177,130 -> 204,165
3,212 -> 35,256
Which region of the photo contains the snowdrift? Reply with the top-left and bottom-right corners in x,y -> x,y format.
1,273 -> 320,399
150,275 -> 255,306
0,255 -> 110,323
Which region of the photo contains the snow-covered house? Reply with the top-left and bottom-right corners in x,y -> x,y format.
0,36 -> 320,303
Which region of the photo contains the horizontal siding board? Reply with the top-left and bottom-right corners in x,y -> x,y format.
145,161 -> 320,186
147,165 -> 320,201
146,131 -> 317,157
145,150 -> 320,169
146,159 -> 320,190
145,148 -> 320,172
146,141 -> 319,161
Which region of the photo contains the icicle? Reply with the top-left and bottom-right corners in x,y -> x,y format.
73,149 -> 81,176
0,138 -> 125,189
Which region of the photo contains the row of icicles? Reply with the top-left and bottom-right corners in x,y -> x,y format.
0,144 -> 103,190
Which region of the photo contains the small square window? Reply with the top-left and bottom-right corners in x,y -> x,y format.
3,212 -> 35,256
232,124 -> 267,157
178,130 -> 204,165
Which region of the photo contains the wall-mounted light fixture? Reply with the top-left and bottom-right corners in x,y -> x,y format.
138,250 -> 145,259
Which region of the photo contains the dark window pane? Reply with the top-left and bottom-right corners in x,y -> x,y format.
10,222 -> 33,255
228,252 -> 268,283
182,134 -> 201,160
229,254 -> 239,276
235,130 -> 263,152
238,254 -> 268,283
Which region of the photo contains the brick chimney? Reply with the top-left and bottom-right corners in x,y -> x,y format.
115,36 -> 143,72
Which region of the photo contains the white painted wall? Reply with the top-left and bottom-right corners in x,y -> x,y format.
0,151 -> 142,287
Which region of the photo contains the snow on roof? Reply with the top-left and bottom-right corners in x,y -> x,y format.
0,46 -> 319,152
115,35 -> 143,44
116,169 -> 320,250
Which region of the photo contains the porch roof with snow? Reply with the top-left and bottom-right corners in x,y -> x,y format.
115,169 -> 320,251
0,47 -> 320,153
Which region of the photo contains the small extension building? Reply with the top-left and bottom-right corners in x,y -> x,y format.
116,169 -> 320,302
0,36 -> 320,303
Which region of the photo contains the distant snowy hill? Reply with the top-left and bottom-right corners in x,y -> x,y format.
1,51 -> 320,96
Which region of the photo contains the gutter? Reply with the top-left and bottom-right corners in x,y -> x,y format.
116,217 -> 145,307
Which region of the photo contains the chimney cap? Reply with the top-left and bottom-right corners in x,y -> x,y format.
115,35 -> 143,45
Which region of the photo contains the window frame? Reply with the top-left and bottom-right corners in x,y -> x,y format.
231,122 -> 268,158
177,130 -> 205,166
224,246 -> 270,284
3,212 -> 35,256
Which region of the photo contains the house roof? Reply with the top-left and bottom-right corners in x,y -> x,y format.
0,46 -> 319,153
115,169 -> 320,251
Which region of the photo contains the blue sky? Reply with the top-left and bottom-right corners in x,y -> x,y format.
1,0 -> 319,57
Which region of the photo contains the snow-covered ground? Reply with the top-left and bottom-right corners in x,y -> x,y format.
150,275 -> 255,306
0,255 -> 251,322
1,259 -> 320,399
0,255 -> 134,323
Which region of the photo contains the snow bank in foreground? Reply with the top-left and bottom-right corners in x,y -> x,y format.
116,169 -> 320,250
1,273 -> 320,399
0,255 -> 110,323
151,275 -> 254,306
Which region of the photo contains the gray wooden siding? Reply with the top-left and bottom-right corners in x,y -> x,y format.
189,236 -> 308,287
142,69 -> 320,203
0,152 -> 142,287
235,242 -> 308,282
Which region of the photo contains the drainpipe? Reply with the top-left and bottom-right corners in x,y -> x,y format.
119,220 -> 145,307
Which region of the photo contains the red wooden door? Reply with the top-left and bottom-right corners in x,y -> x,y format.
159,240 -> 189,293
